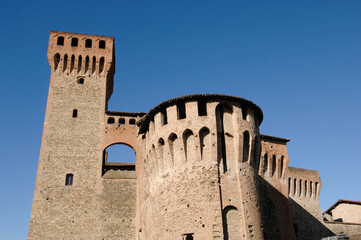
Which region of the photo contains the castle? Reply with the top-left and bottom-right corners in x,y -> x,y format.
28,31 -> 361,240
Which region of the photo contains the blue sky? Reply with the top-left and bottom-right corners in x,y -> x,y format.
1,1 -> 361,239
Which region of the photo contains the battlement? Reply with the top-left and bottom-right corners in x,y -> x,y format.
287,167 -> 321,200
47,31 -> 115,76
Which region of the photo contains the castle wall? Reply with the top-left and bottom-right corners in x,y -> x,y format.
136,96 -> 265,240
258,136 -> 296,240
287,167 -> 333,239
329,202 -> 361,224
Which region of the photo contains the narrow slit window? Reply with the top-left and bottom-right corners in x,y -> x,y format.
71,38 -> 78,47
99,57 -> 105,73
272,155 -> 277,177
65,174 -> 73,186
129,119 -> 136,125
92,56 -> 96,74
177,102 -> 186,119
99,40 -> 106,49
78,55 -> 82,73
108,117 -> 115,124
72,109 -> 78,118
198,100 -> 207,116
54,53 -> 60,70
85,39 -> 92,48
161,109 -> 168,125
57,36 -> 64,45
118,118 -> 125,125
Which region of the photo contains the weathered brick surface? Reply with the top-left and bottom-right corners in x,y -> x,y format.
29,31 -> 360,240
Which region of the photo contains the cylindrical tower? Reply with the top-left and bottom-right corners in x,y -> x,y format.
136,94 -> 264,240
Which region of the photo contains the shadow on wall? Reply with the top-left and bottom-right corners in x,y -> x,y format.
289,198 -> 334,240
258,177 -> 296,240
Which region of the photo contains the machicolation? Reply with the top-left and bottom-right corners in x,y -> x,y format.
28,31 -> 361,240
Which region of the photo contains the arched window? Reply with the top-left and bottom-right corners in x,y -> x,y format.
54,53 -> 60,71
242,131 -> 250,163
92,56 -> 96,74
280,155 -> 285,177
85,56 -> 89,73
107,117 -> 115,124
158,138 -> 165,173
222,206 -> 243,240
272,155 -> 277,177
65,174 -> 73,186
299,179 -> 302,197
99,57 -> 105,73
168,133 -> 178,166
199,127 -> 210,161
99,40 -> 106,49
63,54 -> 68,72
118,118 -> 125,125
71,38 -> 78,47
77,78 -> 84,84
85,39 -> 92,48
78,55 -> 82,73
183,129 -> 194,162
57,36 -> 64,45
70,55 -> 75,73
263,153 -> 268,175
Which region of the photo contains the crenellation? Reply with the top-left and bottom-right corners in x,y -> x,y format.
29,31 -> 361,240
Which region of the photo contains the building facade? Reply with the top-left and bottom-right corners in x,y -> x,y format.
28,31 -> 361,240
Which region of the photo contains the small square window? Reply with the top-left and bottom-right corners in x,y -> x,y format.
129,119 -> 136,125
57,36 -> 64,46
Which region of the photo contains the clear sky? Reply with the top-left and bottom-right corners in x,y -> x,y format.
1,1 -> 361,239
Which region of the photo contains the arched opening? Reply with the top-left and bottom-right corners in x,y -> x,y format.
102,144 -> 136,176
222,206 -> 243,240
199,127 -> 210,161
272,155 -> 277,177
299,179 -> 302,197
168,133 -> 178,167
99,57 -> 105,73
65,173 -> 73,186
107,117 -> 115,124
78,55 -> 82,73
54,53 -> 60,71
99,40 -> 106,49
216,104 -> 234,173
85,39 -> 92,48
263,153 -> 268,175
304,180 -> 308,197
70,55 -> 75,73
71,37 -> 78,47
158,138 -> 165,173
183,129 -> 195,162
72,109 -> 78,118
242,131 -> 250,163
92,56 -> 96,74
280,155 -> 285,177
57,36 -> 64,45
85,56 -> 89,73
251,136 -> 261,168
63,54 -> 68,72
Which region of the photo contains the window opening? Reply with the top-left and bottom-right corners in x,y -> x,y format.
99,40 -> 106,49
85,56 -> 89,73
72,109 -> 78,118
99,57 -> 105,73
242,106 -> 248,120
92,56 -> 96,74
280,155 -> 284,177
108,117 -> 115,124
177,102 -> 186,119
310,181 -> 313,198
63,54 -> 68,72
182,233 -> 194,240
129,119 -> 136,125
118,118 -> 125,125
54,53 -> 60,70
161,109 -> 168,125
71,38 -> 78,47
272,155 -> 277,176
242,131 -> 250,163
288,178 -> 291,195
85,39 -> 92,48
263,153 -> 268,175
299,179 -> 302,197
305,180 -> 308,197
198,100 -> 207,116
293,178 -> 297,196
78,55 -> 82,73
65,174 -> 73,186
103,144 -> 135,164
70,55 -> 75,72
77,78 -> 84,84
57,36 -> 64,45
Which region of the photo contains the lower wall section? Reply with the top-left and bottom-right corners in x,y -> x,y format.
100,179 -> 136,240
138,163 -> 223,240
324,222 -> 361,239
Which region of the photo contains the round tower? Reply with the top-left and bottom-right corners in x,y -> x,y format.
135,94 -> 265,240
